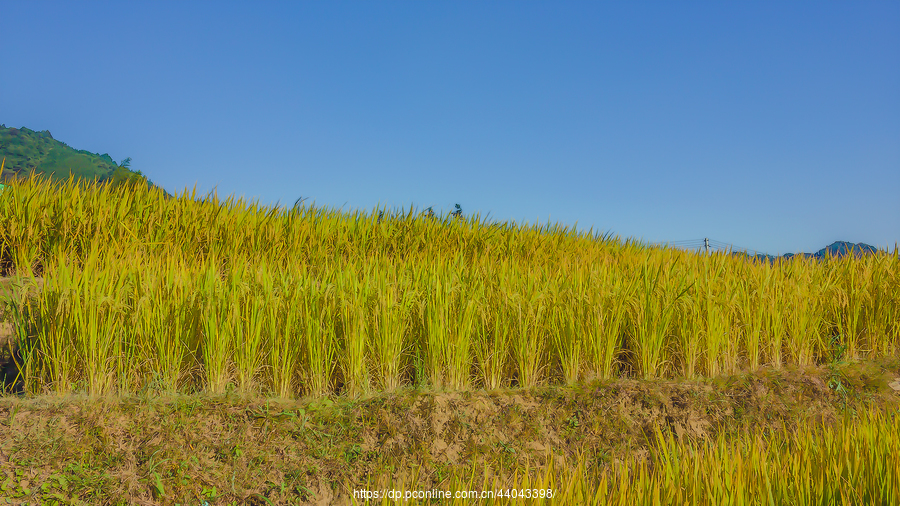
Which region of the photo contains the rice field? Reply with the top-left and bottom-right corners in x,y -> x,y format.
1,174 -> 899,504
0,174 -> 897,398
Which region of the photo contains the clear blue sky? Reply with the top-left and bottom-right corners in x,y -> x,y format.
2,1 -> 898,255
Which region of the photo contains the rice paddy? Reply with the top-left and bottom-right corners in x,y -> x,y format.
0,174 -> 898,504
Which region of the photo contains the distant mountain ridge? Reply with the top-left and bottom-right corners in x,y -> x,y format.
743,241 -> 886,262
0,125 -> 154,188
785,241 -> 881,259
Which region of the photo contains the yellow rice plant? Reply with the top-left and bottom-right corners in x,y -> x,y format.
547,273 -> 583,385
0,173 -> 57,277
507,268 -> 551,388
363,410 -> 900,505
585,262 -> 634,380
367,258 -> 414,391
2,177 -> 899,395
720,290 -> 742,375
199,259 -> 233,394
22,252 -> 76,394
338,264 -> 373,396
71,247 -> 133,396
880,253 -> 900,354
763,265 -> 788,369
628,253 -> 691,379
139,250 -> 205,393
852,252 -> 900,358
783,256 -> 836,367
674,290 -> 702,379
633,410 -> 900,505
736,260 -> 772,372
473,269 -> 512,390
297,269 -> 339,397
267,268 -> 302,399
449,265 -> 483,390
828,253 -> 871,360
420,261 -> 457,390
21,241 -> 134,396
230,260 -> 275,394
695,253 -> 731,377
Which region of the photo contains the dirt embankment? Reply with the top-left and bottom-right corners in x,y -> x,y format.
0,358 -> 897,505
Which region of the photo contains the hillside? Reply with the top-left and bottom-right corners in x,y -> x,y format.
0,125 -> 152,188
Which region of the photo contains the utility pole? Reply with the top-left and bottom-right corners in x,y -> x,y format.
704,238 -> 710,254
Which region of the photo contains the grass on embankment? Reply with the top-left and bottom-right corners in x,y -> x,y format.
0,357 -> 898,505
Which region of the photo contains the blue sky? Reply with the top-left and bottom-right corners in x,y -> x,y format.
2,1 -> 897,255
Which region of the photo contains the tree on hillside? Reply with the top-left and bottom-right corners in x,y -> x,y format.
103,156 -> 149,187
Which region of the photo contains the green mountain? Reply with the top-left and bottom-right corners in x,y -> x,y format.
0,125 -> 153,188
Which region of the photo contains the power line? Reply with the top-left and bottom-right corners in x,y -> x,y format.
655,237 -> 771,257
